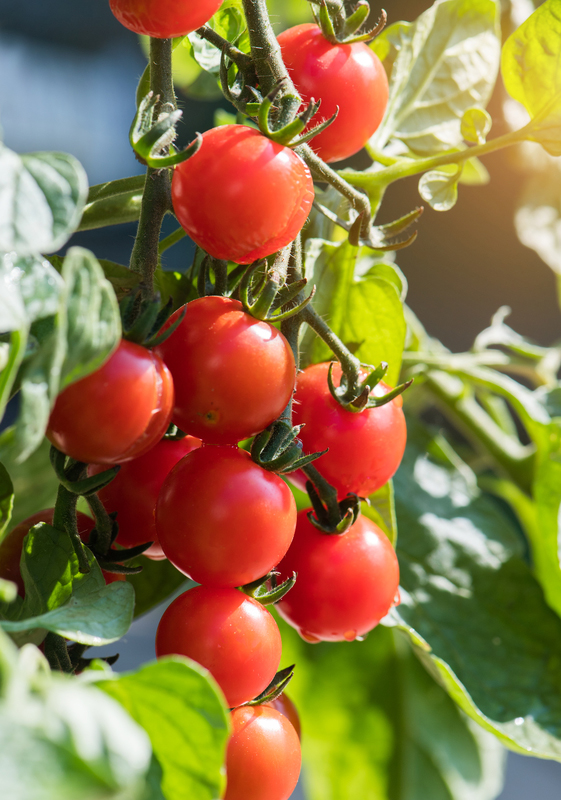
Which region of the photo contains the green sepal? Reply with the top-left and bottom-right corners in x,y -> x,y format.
245,665 -> 296,706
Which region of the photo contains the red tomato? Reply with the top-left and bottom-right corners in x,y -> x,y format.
276,509 -> 400,642
171,125 -> 314,263
156,297 -> 296,445
266,693 -> 301,740
0,510 -> 123,593
225,705 -> 301,800
278,24 -> 389,163
292,362 -> 406,498
89,435 -> 201,560
156,446 -> 296,587
155,586 -> 282,707
109,0 -> 222,38
47,340 -> 174,465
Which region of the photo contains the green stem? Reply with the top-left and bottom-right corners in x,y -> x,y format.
242,0 -> 299,98
158,226 -> 186,254
302,305 -> 363,397
44,632 -> 74,673
129,37 -> 176,298
85,493 -> 113,556
53,484 -> 90,574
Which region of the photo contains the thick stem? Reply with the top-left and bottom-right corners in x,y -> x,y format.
53,483 -> 90,574
280,237 -> 304,426
129,38 -> 176,298
44,632 -> 73,673
242,0 -> 298,97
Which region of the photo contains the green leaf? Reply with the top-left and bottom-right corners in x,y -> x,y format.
0,463 -> 13,541
389,418 -> 561,759
302,240 -> 406,386
277,619 -> 505,800
99,657 -> 230,800
514,156 -> 561,274
128,557 -> 190,619
501,0 -> 561,156
189,7 -> 247,75
0,146 -> 88,255
458,156 -> 490,186
2,253 -> 64,326
1,438 -> 58,531
418,167 -> 461,211
461,107 -> 492,145
362,481 -> 398,546
370,0 -> 501,155
98,259 -> 142,298
0,523 -> 134,645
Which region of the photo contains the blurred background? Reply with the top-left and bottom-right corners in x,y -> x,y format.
0,0 -> 559,797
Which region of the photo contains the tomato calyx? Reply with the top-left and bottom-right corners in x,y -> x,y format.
120,289 -> 186,348
303,462 -> 362,534
314,201 -> 423,252
50,446 -> 119,497
130,91 -> 203,169
309,0 -> 387,45
327,360 -> 413,412
240,257 -> 315,323
251,420 -> 326,474
243,664 -> 296,707
240,570 -> 298,606
253,79 -> 338,148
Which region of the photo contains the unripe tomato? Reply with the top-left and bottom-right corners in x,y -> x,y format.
155,586 -> 282,708
292,362 -> 406,498
89,435 -> 201,560
156,297 -> 296,445
47,340 -> 174,465
156,446 -> 297,587
276,509 -> 400,642
266,693 -> 301,740
278,24 -> 389,163
225,705 -> 301,800
109,0 -> 222,38
171,125 -> 314,263
0,509 -> 124,593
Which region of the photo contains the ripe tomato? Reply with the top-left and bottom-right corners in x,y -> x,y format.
0,510 -> 124,593
156,297 -> 296,445
276,509 -> 400,642
171,125 -> 314,263
47,340 -> 174,465
155,586 -> 282,707
292,362 -> 406,498
109,0 -> 222,38
225,705 -> 301,800
156,445 -> 296,586
266,693 -> 301,740
89,435 -> 201,560
278,24 -> 389,163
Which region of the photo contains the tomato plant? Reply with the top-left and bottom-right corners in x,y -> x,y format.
109,0 -> 223,38
156,297 -> 296,444
225,705 -> 302,800
155,586 -> 282,708
156,445 -> 297,586
171,125 -> 314,263
47,339 -> 174,465
277,23 -> 389,163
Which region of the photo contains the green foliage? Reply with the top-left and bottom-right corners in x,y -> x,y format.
0,463 -> 13,540
362,481 -> 398,546
99,657 -> 230,800
128,558 -> 190,619
418,167 -> 461,211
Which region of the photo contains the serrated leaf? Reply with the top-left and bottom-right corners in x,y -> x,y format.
501,0 -> 561,156
128,558 -> 190,619
371,0 -> 501,155
0,463 -> 13,541
99,657 -> 230,800
461,107 -> 492,144
0,146 -> 88,255
419,168 -> 461,211
0,523 -> 134,645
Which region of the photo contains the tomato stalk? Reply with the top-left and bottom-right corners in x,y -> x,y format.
44,632 -> 74,673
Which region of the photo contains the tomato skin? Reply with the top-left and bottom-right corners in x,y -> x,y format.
109,0 -> 222,38
276,509 -> 400,642
292,362 -> 406,498
156,446 -> 297,587
278,24 -> 389,163
89,435 -> 201,560
0,510 -> 123,593
171,125 -> 314,263
155,586 -> 282,708
266,693 -> 301,740
156,297 -> 296,445
47,340 -> 174,465
225,705 -> 301,800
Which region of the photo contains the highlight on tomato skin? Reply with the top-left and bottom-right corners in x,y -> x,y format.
276,509 -> 400,643
171,125 -> 315,264
266,693 -> 302,740
108,0 -> 222,39
224,705 -> 302,800
155,585 -> 283,708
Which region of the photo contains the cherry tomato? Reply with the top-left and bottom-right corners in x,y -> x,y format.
47,340 -> 174,465
266,693 -> 301,740
156,446 -> 296,587
171,125 -> 314,263
292,362 -> 406,498
225,705 -> 301,800
155,586 -> 282,707
89,435 -> 201,560
156,297 -> 296,445
277,24 -> 389,163
0,510 -> 124,593
276,509 -> 400,642
109,0 -> 222,38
